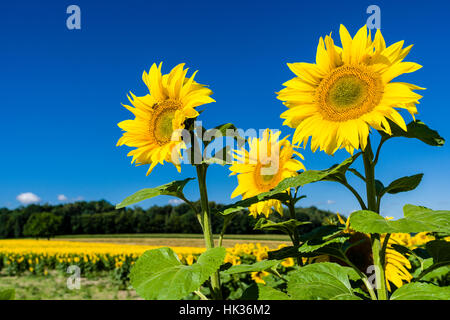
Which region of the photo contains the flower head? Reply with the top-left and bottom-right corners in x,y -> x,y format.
277,25 -> 423,155
229,129 -> 305,218
251,271 -> 269,284
117,63 -> 214,174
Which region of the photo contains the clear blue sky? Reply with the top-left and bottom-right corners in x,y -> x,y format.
1,0 -> 449,218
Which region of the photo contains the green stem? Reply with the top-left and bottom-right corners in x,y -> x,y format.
194,290 -> 209,300
196,164 -> 222,300
287,192 -> 303,267
380,233 -> 391,268
362,140 -> 388,300
339,254 -> 377,300
341,181 -> 367,210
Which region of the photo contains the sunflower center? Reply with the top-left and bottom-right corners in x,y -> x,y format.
254,162 -> 280,191
151,100 -> 182,145
316,65 -> 382,121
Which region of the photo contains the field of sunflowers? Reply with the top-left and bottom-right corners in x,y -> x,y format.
1,231 -> 447,300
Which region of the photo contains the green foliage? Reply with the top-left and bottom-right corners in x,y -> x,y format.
378,174 -> 423,197
257,284 -> 290,300
349,205 -> 450,234
297,225 -> 347,254
116,178 -> 195,209
413,240 -> 450,282
287,262 -> 361,300
219,154 -> 359,217
390,282 -> 450,300
269,153 -> 360,191
130,247 -> 226,300
254,218 -> 311,238
379,119 -> 445,147
0,288 -> 15,300
0,200 -> 336,238
426,240 -> 450,263
23,212 -> 62,239
223,260 -> 279,275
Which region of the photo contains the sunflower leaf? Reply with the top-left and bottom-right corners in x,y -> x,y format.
426,240 -> 450,263
272,153 -> 361,191
380,119 -> 445,147
257,284 -> 291,300
379,174 -> 423,197
268,245 -> 300,260
287,262 -> 362,300
412,240 -> 450,281
223,260 -> 280,275
115,178 -> 195,209
254,218 -> 311,237
390,282 -> 450,300
130,247 -> 225,300
220,154 -> 360,216
298,225 -> 348,254
203,123 -> 245,148
349,205 -> 450,234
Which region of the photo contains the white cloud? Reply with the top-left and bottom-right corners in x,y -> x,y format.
168,199 -> 183,205
327,200 -> 336,205
74,196 -> 84,201
57,194 -> 68,201
16,192 -> 41,205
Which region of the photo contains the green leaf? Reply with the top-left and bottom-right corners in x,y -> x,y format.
257,284 -> 291,300
203,123 -> 245,148
272,153 -> 361,192
380,174 -> 423,197
219,154 -> 359,216
267,226 -> 349,261
130,247 -> 226,300
349,205 -> 450,234
380,119 -> 445,147
390,282 -> 450,300
0,288 -> 15,300
116,178 -> 194,209
223,260 -> 279,275
375,179 -> 384,195
268,245 -> 300,260
413,240 -> 450,281
287,262 -> 361,300
254,218 -> 311,237
298,225 -> 348,254
426,240 -> 450,263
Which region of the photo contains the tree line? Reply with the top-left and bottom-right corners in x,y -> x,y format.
0,200 -> 338,239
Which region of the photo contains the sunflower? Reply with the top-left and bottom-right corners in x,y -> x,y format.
229,129 -> 305,218
117,62 -> 214,174
277,25 -> 423,154
381,234 -> 413,291
251,271 -> 270,284
336,214 -> 412,291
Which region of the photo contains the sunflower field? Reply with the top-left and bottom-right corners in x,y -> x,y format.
1,232 -> 448,300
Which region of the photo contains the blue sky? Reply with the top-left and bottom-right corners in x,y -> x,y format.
1,0 -> 449,218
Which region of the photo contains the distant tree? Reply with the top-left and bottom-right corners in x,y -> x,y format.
23,212 -> 62,240
0,200 -> 338,238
